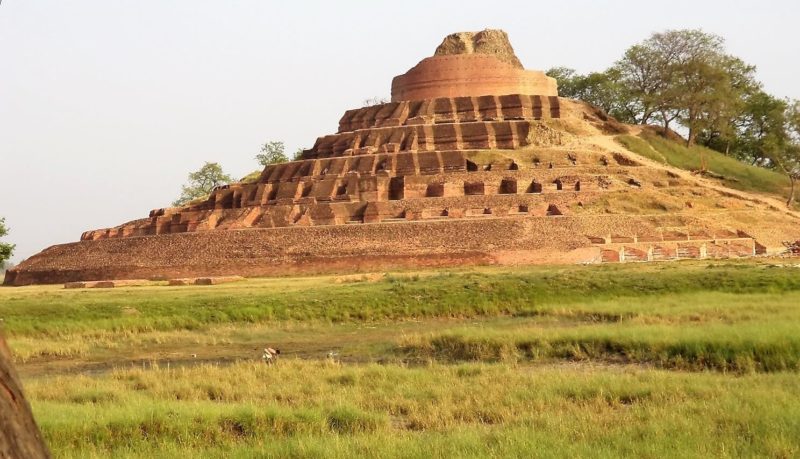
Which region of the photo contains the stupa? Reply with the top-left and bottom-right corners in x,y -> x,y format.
5,30 -> 799,285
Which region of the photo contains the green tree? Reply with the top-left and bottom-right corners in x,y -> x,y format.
677,56 -> 756,152
293,147 -> 305,161
552,29 -> 793,182
704,57 -> 760,148
774,100 -> 800,207
546,67 -> 634,123
576,70 -> 633,122
789,100 -> 800,129
0,217 -> 14,267
722,91 -> 788,164
256,141 -> 289,166
770,141 -> 800,207
173,162 -> 233,207
546,67 -> 581,98
612,29 -> 758,151
729,95 -> 800,207
612,43 -> 670,126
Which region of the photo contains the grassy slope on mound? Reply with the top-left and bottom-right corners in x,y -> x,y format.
27,361 -> 800,458
617,132 -> 791,199
239,170 -> 262,183
2,262 -> 800,337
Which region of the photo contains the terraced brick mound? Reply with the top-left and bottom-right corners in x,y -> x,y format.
5,30 -> 799,285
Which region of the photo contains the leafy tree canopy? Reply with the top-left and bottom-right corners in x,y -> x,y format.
771,99 -> 800,206
256,141 -> 289,166
173,162 -> 233,207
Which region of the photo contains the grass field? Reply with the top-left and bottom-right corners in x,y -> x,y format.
617,132 -> 793,201
3,260 -> 800,457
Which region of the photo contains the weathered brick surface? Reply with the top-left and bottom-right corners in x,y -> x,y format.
391,55 -> 557,102
9,210 -> 794,285
6,30 -> 800,285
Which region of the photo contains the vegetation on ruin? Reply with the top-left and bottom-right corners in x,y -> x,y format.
549,29 -> 800,206
4,260 -> 800,457
617,132 -> 792,198
172,161 -> 234,207
239,170 -> 262,183
255,140 -> 289,166
255,141 -> 303,166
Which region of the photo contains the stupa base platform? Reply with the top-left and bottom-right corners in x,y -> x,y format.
4,211 -> 788,286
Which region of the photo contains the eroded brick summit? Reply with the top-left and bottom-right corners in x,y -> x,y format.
391,30 -> 558,102
5,29 -> 799,285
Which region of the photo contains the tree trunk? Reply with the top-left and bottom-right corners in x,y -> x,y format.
686,127 -> 697,147
788,176 -> 797,208
0,335 -> 50,458
686,107 -> 698,148
641,109 -> 655,125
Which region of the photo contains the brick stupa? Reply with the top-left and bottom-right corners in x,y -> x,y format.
5,30 -> 799,285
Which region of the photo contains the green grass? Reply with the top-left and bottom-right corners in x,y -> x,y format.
7,261 -> 800,457
3,261 -> 800,338
25,361 -> 800,458
617,132 -> 791,198
239,170 -> 262,184
398,306 -> 800,372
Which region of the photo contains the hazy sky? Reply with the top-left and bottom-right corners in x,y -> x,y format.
1,0 -> 799,263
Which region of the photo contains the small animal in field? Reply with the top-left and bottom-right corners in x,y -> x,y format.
262,347 -> 280,365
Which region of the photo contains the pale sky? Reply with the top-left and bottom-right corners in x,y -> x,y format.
1,0 -> 799,263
